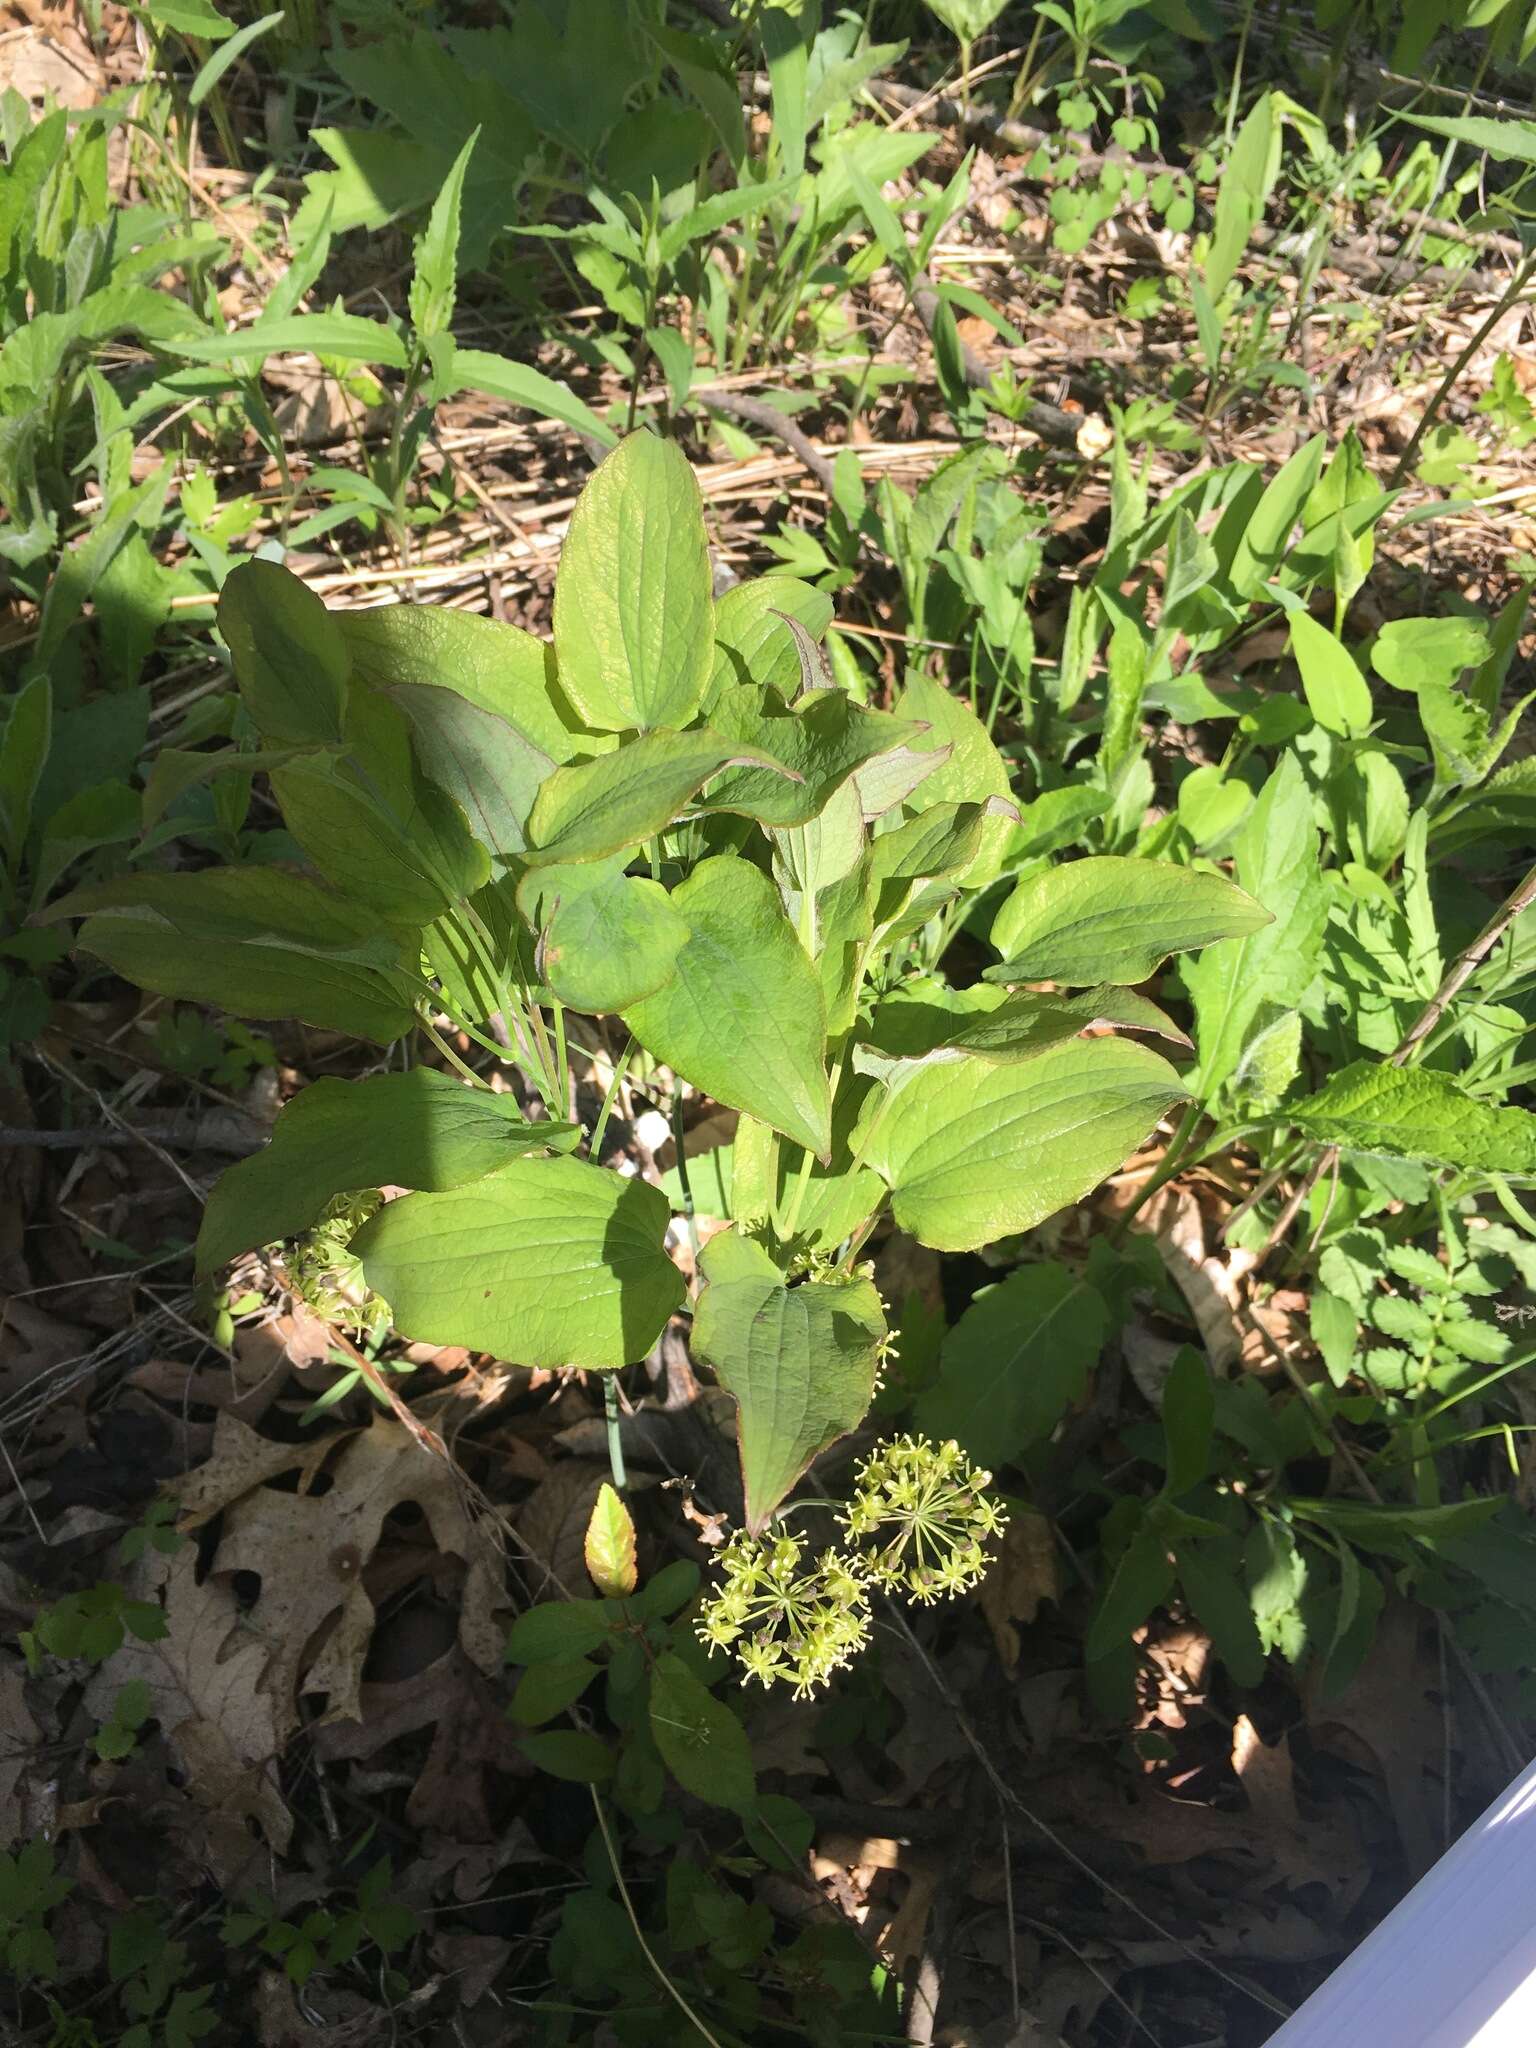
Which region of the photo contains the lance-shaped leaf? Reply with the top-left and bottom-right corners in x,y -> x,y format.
219,559 -> 348,747
59,868 -> 419,1044
988,856 -> 1270,986
863,1036 -> 1188,1251
623,856 -> 832,1158
553,432 -> 713,732
351,1155 -> 684,1369
868,985 -> 1190,1065
691,1231 -> 885,1532
541,872 -> 690,1013
700,683 -> 927,827
524,729 -> 792,866
1288,1061 -> 1536,1172
197,1069 -> 579,1272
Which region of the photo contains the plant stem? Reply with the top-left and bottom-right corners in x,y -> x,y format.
417,1016 -> 494,1091
590,1795 -> 725,2048
1389,250 -> 1536,489
603,1375 -> 628,1493
1111,1098 -> 1206,1236
589,1037 -> 636,1163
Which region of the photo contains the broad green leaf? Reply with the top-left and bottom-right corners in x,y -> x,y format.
1207,91 -> 1278,300
1286,610 -> 1373,737
1177,1540 -> 1266,1687
867,985 -> 1188,1066
870,800 -> 1017,901
516,1731 -> 613,1783
553,432 -> 712,731
541,873 -> 690,1013
386,682 -> 554,866
624,857 -> 832,1159
337,605 -> 589,764
1371,616 -> 1491,693
706,577 -> 834,704
890,672 -> 1012,882
915,1261 -> 1106,1466
702,685 -> 925,828
506,1599 -> 616,1663
64,868 -> 418,1043
1288,1062 -> 1536,1172
1288,1494 -> 1502,1556
1161,1347 -> 1214,1499
173,312 -> 409,367
692,1234 -> 885,1531
1086,1512 -> 1175,1662
452,348 -> 617,448
525,729 -> 788,866
1311,1289 -> 1358,1388
351,1155 -> 684,1368
0,673 -> 51,870
219,560 -> 348,747
510,1657 -> 600,1725
649,1652 -> 755,1809
1185,754 -> 1327,1100
987,857 -> 1269,986
196,1069 -> 578,1273
272,722 -> 488,930
729,1105 -> 884,1256
139,745 -> 303,832
864,1036 -> 1187,1251
584,1484 -> 638,1599
1228,433 -> 1326,598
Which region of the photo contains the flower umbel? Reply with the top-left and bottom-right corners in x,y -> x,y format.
280,1191 -> 391,1337
841,1434 -> 1007,1605
695,1532 -> 871,1698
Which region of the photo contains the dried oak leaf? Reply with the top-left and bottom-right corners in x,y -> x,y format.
186,1414 -> 507,1734
979,1507 -> 1060,1673
83,1544 -> 291,1854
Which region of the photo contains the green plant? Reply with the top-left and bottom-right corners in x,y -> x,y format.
222,1858 -> 417,1989
49,428 -> 1267,1558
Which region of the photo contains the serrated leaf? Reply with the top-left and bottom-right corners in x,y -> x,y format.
692,1235 -> 885,1531
584,1484 -> 639,1599
623,857 -> 832,1159
987,857 -> 1270,986
196,1070 -> 578,1273
1185,754 -> 1327,1101
1289,1062 -> 1536,1172
553,432 -> 712,731
915,1261 -> 1105,1466
351,1156 -> 684,1368
864,1037 -> 1187,1251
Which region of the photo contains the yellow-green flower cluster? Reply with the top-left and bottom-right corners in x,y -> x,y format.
698,1438 -> 1006,1694
840,1434 -> 1007,1604
695,1532 -> 871,1698
281,1191 -> 391,1336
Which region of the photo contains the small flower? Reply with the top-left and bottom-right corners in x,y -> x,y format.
840,1434 -> 1007,1605
696,1532 -> 872,1696
280,1191 -> 391,1336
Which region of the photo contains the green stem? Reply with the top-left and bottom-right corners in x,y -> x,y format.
1111,1098 -> 1206,1237
603,1376 -> 628,1493
418,1016 -> 494,1091
589,1038 -> 637,1163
